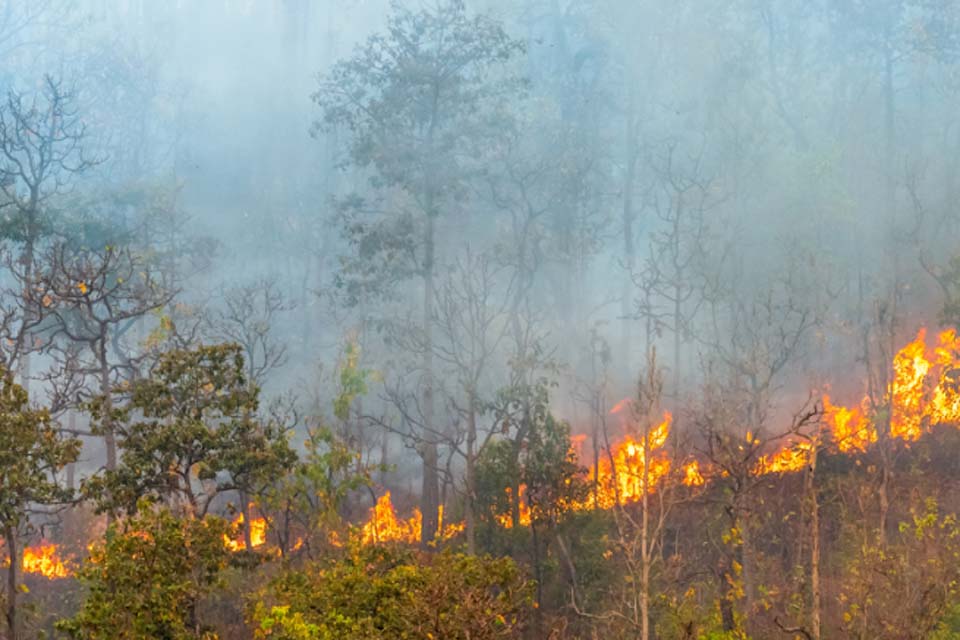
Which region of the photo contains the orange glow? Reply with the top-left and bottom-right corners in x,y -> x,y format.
683,460 -> 705,486
755,441 -> 811,474
929,328 -> 960,425
21,543 -> 71,579
890,329 -> 930,441
223,511 -> 267,551
590,411 -> 673,510
823,394 -> 876,453
358,492 -> 464,545
609,398 -> 632,415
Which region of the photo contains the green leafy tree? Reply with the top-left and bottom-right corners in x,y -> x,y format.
57,505 -> 232,640
85,343 -> 295,518
0,371 -> 79,640
251,546 -> 533,640
476,379 -> 587,624
259,425 -> 375,557
840,497 -> 960,640
313,0 -> 524,544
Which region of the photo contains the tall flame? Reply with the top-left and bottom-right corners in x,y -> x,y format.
890,329 -> 930,441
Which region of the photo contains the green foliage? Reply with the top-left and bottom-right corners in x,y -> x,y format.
840,497 -> 960,639
0,372 -> 80,531
476,380 -> 587,529
260,424 -> 375,554
57,505 -> 231,640
250,546 -> 533,640
86,343 -> 295,515
333,340 -> 370,423
314,0 -> 525,305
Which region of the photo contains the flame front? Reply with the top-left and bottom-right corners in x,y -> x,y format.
352,327 -> 960,541
591,411 -> 673,509
755,441 -> 811,474
360,491 -> 463,544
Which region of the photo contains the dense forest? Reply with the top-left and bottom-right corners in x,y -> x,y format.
1,0 -> 960,638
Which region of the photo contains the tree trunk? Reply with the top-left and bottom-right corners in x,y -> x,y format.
740,508 -> 755,636
465,393 -> 477,555
100,337 -> 116,471
641,446 -> 651,640
531,522 -> 544,638
240,492 -> 253,550
419,213 -> 439,547
5,526 -> 18,640
808,442 -> 821,640
719,561 -> 736,632
621,81 -> 638,377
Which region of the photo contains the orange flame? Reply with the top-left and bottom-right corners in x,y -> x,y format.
355,326 -> 960,538
755,441 -> 811,474
683,460 -> 705,486
823,394 -> 876,452
223,511 -> 267,551
21,543 -> 71,579
358,492 -> 464,545
890,329 -> 930,441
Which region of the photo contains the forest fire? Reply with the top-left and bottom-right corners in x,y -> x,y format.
591,411 -> 673,509
359,492 -> 464,544
23,544 -> 71,579
204,326 -> 960,549
223,512 -> 267,551
4,543 -> 73,579
360,491 -> 421,545
821,327 -> 960,451
488,326 -> 960,530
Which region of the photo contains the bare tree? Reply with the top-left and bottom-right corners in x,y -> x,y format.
207,277 -> 293,386
695,269 -> 819,636
0,75 -> 97,390
430,250 -> 512,553
31,241 -> 176,470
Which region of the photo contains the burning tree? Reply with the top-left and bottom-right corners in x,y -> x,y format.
0,371 -> 79,640
573,350 -> 699,640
